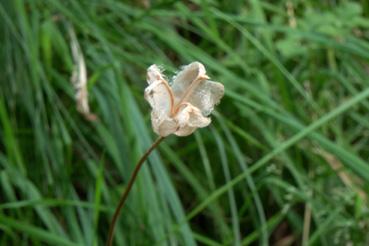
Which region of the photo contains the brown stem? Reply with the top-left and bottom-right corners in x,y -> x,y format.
106,136 -> 164,246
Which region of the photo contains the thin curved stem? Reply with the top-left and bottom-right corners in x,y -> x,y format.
106,136 -> 165,246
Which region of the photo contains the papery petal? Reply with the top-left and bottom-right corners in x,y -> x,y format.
144,80 -> 173,116
147,64 -> 165,85
187,106 -> 211,128
174,125 -> 196,137
174,104 -> 211,136
151,111 -> 178,137
171,62 -> 207,102
188,80 -> 224,116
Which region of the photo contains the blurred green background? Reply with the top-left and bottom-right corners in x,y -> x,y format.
1,0 -> 369,245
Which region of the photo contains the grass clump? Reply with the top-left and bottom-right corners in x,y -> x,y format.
1,0 -> 369,245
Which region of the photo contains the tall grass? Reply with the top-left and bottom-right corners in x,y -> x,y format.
1,0 -> 369,245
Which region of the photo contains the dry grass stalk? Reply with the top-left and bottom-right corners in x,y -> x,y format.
286,1 -> 297,28
69,27 -> 97,121
314,148 -> 367,201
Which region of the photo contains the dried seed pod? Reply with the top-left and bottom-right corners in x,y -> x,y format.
145,62 -> 224,136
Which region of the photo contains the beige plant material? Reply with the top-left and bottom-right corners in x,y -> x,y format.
286,1 -> 297,28
138,0 -> 150,8
145,62 -> 224,137
315,148 -> 367,201
69,27 -> 97,121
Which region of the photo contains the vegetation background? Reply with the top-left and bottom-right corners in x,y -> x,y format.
1,0 -> 369,245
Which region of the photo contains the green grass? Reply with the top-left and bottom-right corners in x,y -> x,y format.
1,0 -> 369,245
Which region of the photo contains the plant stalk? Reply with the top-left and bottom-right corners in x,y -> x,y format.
106,136 -> 164,246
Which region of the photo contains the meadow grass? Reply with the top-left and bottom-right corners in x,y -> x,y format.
1,0 -> 369,245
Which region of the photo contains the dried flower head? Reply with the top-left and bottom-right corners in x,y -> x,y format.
145,62 -> 224,137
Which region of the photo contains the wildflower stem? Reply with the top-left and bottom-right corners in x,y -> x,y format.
106,136 -> 165,246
